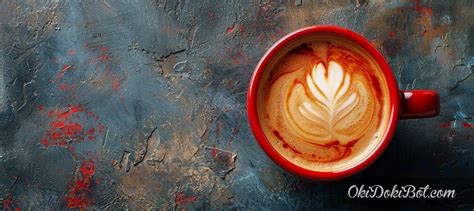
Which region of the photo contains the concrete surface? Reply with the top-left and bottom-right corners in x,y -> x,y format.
0,0 -> 473,210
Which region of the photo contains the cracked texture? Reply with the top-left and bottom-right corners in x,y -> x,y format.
0,0 -> 473,210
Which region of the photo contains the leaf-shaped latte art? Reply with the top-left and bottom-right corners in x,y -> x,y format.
285,61 -> 363,145
299,62 -> 358,127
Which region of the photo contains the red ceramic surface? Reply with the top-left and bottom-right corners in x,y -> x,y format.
400,90 -> 440,119
247,25 -> 440,180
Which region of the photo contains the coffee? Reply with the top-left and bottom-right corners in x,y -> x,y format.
257,35 -> 391,172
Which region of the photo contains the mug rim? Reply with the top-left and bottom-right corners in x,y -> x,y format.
247,25 -> 400,180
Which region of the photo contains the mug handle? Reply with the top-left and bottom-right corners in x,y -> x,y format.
399,90 -> 440,119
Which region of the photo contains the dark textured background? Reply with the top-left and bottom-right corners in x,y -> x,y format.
0,0 -> 473,210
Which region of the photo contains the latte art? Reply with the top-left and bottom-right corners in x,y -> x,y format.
258,37 -> 390,171
289,62 -> 363,145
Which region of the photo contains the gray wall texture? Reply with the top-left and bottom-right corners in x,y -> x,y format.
0,0 -> 473,210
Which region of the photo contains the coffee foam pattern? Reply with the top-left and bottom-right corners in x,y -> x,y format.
258,38 -> 390,171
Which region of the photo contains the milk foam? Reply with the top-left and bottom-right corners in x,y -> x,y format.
294,62 -> 358,145
257,36 -> 391,172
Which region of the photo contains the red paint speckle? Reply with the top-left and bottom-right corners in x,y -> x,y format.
463,122 -> 474,130
41,139 -> 49,146
389,31 -> 395,38
86,128 -> 95,134
211,145 -> 217,158
40,105 -> 102,149
42,43 -> 119,211
226,23 -> 236,34
97,54 -> 112,62
52,65 -> 75,83
70,105 -> 80,113
439,122 -> 452,128
59,82 -> 69,91
83,44 -> 114,64
67,146 -> 75,151
65,159 -> 97,209
414,0 -> 432,16
185,196 -> 197,203
239,1 -> 284,44
2,194 -> 16,210
176,193 -> 197,206
176,193 -> 184,205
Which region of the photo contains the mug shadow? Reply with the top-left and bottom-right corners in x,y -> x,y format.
279,119 -> 473,209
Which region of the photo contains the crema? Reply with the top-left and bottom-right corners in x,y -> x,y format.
257,36 -> 391,172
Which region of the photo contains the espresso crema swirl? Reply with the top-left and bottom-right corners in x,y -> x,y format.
287,61 -> 372,146
258,38 -> 390,171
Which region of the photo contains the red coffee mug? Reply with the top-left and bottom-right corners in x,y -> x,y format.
247,26 -> 440,180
